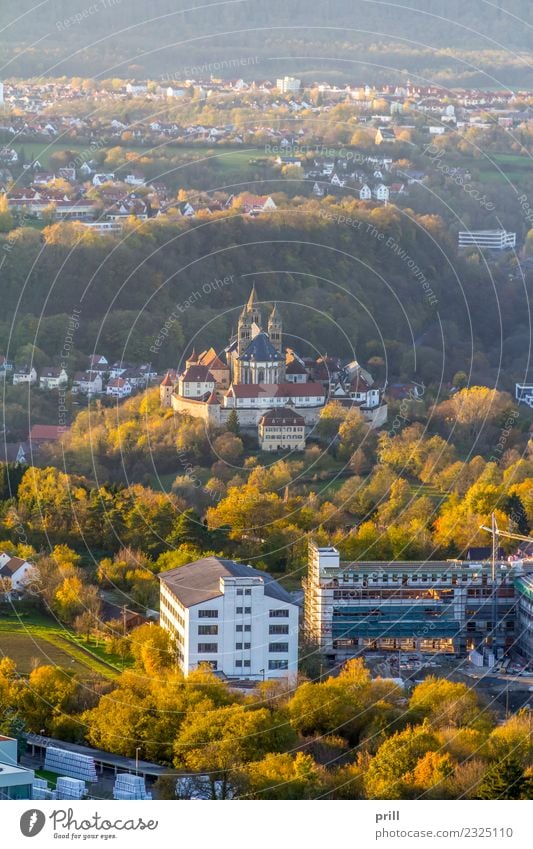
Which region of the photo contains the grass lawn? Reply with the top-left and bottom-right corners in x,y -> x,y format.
0,610 -> 126,679
0,631 -> 95,677
13,140 -> 266,174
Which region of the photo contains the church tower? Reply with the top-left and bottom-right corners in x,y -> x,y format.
246,283 -> 262,329
237,305 -> 252,355
268,303 -> 282,353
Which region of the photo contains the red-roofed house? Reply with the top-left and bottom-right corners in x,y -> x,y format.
106,378 -> 133,398
29,424 -> 69,444
224,381 -> 325,409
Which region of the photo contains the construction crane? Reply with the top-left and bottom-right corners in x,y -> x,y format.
479,514 -> 533,653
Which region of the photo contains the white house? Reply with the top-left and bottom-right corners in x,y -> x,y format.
372,184 -> 390,202
355,182 -> 372,200
106,377 -> 133,398
178,365 -> 216,399
72,370 -> 103,395
258,407 -> 306,452
12,366 -> 37,385
124,172 -> 145,186
159,556 -> 299,679
0,553 -> 34,594
92,173 -> 115,187
39,367 -> 68,390
223,381 -> 325,410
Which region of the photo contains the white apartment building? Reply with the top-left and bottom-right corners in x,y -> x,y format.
276,76 -> 301,93
159,556 -> 299,679
458,229 -> 516,250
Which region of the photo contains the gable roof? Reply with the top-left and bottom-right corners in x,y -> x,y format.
0,555 -> 28,577
159,556 -> 293,608
29,425 -> 68,442
226,381 -> 325,399
198,348 -> 227,370
181,364 -> 215,382
260,407 -> 305,426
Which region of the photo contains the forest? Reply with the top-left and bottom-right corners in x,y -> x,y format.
0,1 -> 532,84
1,650 -> 532,800
1,203 -> 531,412
0,382 -> 531,580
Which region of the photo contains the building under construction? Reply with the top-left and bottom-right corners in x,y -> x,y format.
303,542 -> 523,664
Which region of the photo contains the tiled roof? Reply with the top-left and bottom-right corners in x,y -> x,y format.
238,332 -> 283,362
226,381 -> 325,399
29,425 -> 68,441
181,365 -> 215,382
260,407 -> 305,426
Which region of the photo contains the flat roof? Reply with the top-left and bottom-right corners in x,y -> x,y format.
24,734 -> 174,778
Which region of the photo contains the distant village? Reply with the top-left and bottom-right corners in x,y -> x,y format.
0,75 -> 531,233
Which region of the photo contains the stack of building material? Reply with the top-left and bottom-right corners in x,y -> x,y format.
44,747 -> 97,782
113,773 -> 152,800
32,777 -> 53,800
54,776 -> 87,800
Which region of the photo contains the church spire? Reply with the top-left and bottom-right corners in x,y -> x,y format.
245,284 -> 261,329
247,283 -> 259,311
268,302 -> 282,353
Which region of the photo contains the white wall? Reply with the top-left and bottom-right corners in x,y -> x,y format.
162,575 -> 298,679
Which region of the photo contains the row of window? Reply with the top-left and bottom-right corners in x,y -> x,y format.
197,643 -> 289,654
198,625 -> 218,635
339,573 -> 490,584
236,588 -> 252,596
263,427 -> 304,433
198,624 -> 288,636
198,607 -> 290,618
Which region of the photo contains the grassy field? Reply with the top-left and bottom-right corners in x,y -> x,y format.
0,631 -> 92,676
0,611 -> 126,679
13,140 -> 265,173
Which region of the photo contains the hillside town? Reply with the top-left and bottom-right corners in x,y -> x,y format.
1,63 -> 533,811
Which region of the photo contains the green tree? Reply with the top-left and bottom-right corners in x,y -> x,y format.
226,409 -> 240,435
477,758 -> 526,800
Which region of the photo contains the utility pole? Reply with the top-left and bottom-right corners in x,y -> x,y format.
491,512 -> 498,656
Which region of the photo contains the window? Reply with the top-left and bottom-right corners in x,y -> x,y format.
236,589 -> 243,596
244,607 -> 251,614
236,607 -> 243,614
236,642 -> 242,650
198,643 -> 218,653
244,588 -> 252,596
244,624 -> 251,632
236,625 -> 243,632
269,659 -> 288,670
269,624 -> 289,635
269,642 -> 289,653
199,609 -> 218,618
236,660 -> 242,668
243,660 -> 251,668
198,625 -> 218,635
270,609 -> 289,618
244,642 -> 251,650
